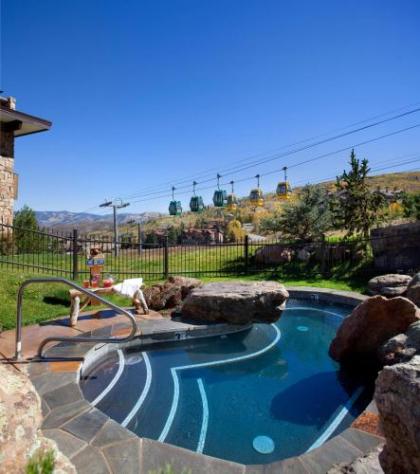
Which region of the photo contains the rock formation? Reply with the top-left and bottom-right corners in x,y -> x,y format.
380,320 -> 420,365
406,272 -> 420,307
143,276 -> 202,311
181,281 -> 289,324
327,445 -> 384,474
329,296 -> 420,369
254,245 -> 294,264
0,364 -> 75,473
375,355 -> 420,473
367,274 -> 411,297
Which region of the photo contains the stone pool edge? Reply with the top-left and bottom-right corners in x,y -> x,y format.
28,287 -> 384,474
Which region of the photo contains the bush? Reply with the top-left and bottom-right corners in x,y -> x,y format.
226,219 -> 246,241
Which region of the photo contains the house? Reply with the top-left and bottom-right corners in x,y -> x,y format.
0,96 -> 52,226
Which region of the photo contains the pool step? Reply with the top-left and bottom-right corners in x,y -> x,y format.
95,351 -> 148,425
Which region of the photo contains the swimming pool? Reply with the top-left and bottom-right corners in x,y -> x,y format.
80,299 -> 369,464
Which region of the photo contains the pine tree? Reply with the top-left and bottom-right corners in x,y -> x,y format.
13,205 -> 40,253
331,150 -> 386,240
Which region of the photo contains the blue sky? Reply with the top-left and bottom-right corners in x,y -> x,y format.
2,0 -> 420,214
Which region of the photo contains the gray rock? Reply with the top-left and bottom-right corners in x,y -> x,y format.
406,319 -> 420,349
368,274 -> 411,297
297,248 -> 311,262
254,245 -> 294,264
375,355 -> 420,474
380,333 -> 408,365
407,272 -> 420,307
327,446 -> 384,473
181,281 -> 289,324
380,320 -> 420,365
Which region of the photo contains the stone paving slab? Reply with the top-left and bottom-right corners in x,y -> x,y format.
0,307 -> 162,360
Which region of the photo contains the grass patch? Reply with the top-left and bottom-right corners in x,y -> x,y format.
0,270 -> 162,331
0,260 -> 372,330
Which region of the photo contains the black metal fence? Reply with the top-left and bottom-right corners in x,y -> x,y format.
0,222 -> 414,281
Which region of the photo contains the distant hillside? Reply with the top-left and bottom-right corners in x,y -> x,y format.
35,210 -> 161,232
141,170 -> 420,233
305,171 -> 420,194
34,171 -> 419,233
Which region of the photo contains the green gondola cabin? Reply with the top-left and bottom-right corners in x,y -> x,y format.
190,195 -> 204,212
169,200 -> 182,216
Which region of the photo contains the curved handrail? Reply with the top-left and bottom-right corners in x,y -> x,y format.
14,277 -> 138,360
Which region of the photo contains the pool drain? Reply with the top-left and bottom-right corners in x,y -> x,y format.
297,325 -> 309,332
253,435 -> 275,454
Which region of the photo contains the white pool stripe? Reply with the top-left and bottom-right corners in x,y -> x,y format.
91,349 -> 125,407
121,352 -> 152,427
196,378 -> 209,453
306,386 -> 365,452
286,307 -> 345,319
158,368 -> 180,442
158,324 -> 281,443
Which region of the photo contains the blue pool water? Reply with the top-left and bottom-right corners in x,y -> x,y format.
80,300 -> 369,464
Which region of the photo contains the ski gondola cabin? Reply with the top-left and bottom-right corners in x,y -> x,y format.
213,189 -> 227,207
276,181 -> 292,200
190,195 -> 204,212
226,193 -> 238,212
169,200 -> 182,216
249,188 -> 264,207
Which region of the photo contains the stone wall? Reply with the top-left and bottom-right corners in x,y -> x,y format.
371,222 -> 420,272
0,155 -> 15,226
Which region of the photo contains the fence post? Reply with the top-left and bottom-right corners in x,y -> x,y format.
320,235 -> 328,278
137,223 -> 142,254
244,235 -> 249,274
163,235 -> 169,279
72,229 -> 79,280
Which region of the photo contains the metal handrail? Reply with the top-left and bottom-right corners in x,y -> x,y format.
15,277 -> 138,360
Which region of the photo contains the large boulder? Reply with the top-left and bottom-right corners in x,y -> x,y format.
329,296 -> 420,368
143,276 -> 202,311
254,245 -> 294,264
368,274 -> 411,297
181,281 -> 289,324
406,272 -> 420,307
0,364 -> 75,473
375,355 -> 420,474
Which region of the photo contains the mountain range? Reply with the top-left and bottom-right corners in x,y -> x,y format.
35,210 -> 161,232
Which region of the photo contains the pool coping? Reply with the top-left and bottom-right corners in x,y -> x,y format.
27,287 -> 383,474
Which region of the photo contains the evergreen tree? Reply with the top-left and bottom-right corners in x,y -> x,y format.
275,185 -> 332,241
13,205 -> 40,253
330,150 -> 386,240
167,226 -> 180,245
401,192 -> 420,220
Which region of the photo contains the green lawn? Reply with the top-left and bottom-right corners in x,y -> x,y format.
0,263 -> 371,330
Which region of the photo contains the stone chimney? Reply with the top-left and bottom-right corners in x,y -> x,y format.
0,96 -> 16,110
